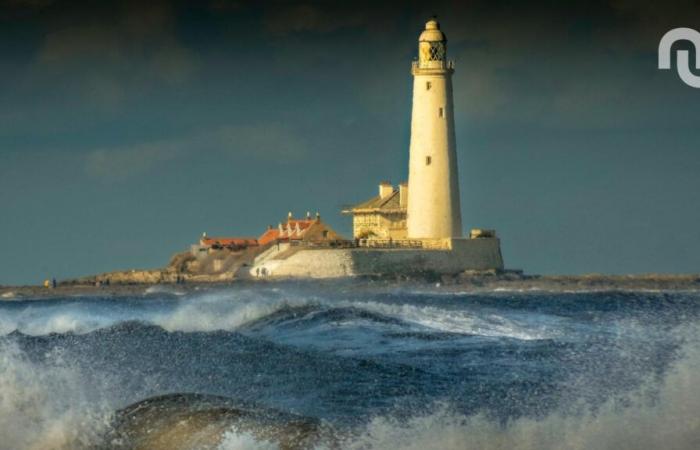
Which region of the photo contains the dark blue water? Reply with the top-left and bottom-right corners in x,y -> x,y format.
1,282 -> 699,449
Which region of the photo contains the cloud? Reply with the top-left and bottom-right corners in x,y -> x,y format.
263,3 -> 370,35
0,0 -> 55,17
440,0 -> 700,129
208,0 -> 242,12
215,124 -> 309,160
33,1 -> 197,109
1,0 -> 54,7
85,139 -> 186,182
84,123 -> 309,182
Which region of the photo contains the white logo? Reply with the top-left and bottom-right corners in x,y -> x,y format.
658,27 -> 700,88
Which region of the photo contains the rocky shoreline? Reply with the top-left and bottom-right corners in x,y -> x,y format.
2,273 -> 700,300
446,272 -> 700,292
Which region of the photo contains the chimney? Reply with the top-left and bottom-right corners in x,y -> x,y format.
399,182 -> 408,208
315,211 -> 321,222
288,211 -> 293,221
306,211 -> 311,219
379,181 -> 393,199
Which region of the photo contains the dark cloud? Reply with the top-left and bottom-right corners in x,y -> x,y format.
1,0 -> 54,7
263,3 -> 372,35
1,0 -> 700,283
0,0 -> 55,18
83,123 -> 309,182
33,1 -> 197,107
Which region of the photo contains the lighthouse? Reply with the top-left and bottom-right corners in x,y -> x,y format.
406,18 -> 463,239
341,18 -> 502,273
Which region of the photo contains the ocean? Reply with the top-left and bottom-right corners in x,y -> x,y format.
1,281 -> 699,449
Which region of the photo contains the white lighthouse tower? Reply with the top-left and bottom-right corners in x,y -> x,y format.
406,18 -> 463,239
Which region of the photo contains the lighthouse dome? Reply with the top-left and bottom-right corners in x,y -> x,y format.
419,18 -> 446,42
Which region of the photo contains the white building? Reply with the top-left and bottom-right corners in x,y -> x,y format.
407,18 -> 463,239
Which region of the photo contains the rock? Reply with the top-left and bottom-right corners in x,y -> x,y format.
102,393 -> 336,450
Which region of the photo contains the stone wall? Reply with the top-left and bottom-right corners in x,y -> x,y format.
252,238 -> 503,279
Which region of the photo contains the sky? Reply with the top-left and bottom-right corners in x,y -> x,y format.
1,0 -> 699,285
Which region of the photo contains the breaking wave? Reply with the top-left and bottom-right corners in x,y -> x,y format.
0,290 -> 551,341
3,332 -> 696,450
336,300 -> 554,340
1,287 -> 698,449
0,342 -> 111,450
215,330 -> 700,450
341,336 -> 700,450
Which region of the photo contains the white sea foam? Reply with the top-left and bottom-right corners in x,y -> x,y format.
341,330 -> 700,450
201,328 -> 700,450
1,320 -> 698,450
335,300 -> 555,340
144,285 -> 186,296
158,288 -> 553,339
0,307 -> 121,336
153,292 -> 316,333
152,294 -> 553,340
217,430 -> 281,450
0,290 -> 315,336
0,289 -> 555,341
0,342 -> 111,450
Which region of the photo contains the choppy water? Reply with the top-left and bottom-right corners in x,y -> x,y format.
1,281 -> 699,449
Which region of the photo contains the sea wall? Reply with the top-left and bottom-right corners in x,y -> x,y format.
252,238 -> 503,279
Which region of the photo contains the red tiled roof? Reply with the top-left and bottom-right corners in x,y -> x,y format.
201,217 -> 324,248
283,219 -> 315,230
280,219 -> 317,238
258,229 -> 281,246
258,218 -> 320,244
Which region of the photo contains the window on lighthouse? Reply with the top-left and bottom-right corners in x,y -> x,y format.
428,43 -> 445,61
439,107 -> 444,118
426,81 -> 432,90
426,156 -> 432,165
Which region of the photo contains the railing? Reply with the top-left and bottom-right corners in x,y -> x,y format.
288,239 -> 424,249
289,239 -> 356,248
412,60 -> 455,70
357,239 -> 424,249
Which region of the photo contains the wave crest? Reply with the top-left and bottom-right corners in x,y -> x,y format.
342,331 -> 700,449
0,290 -> 549,341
